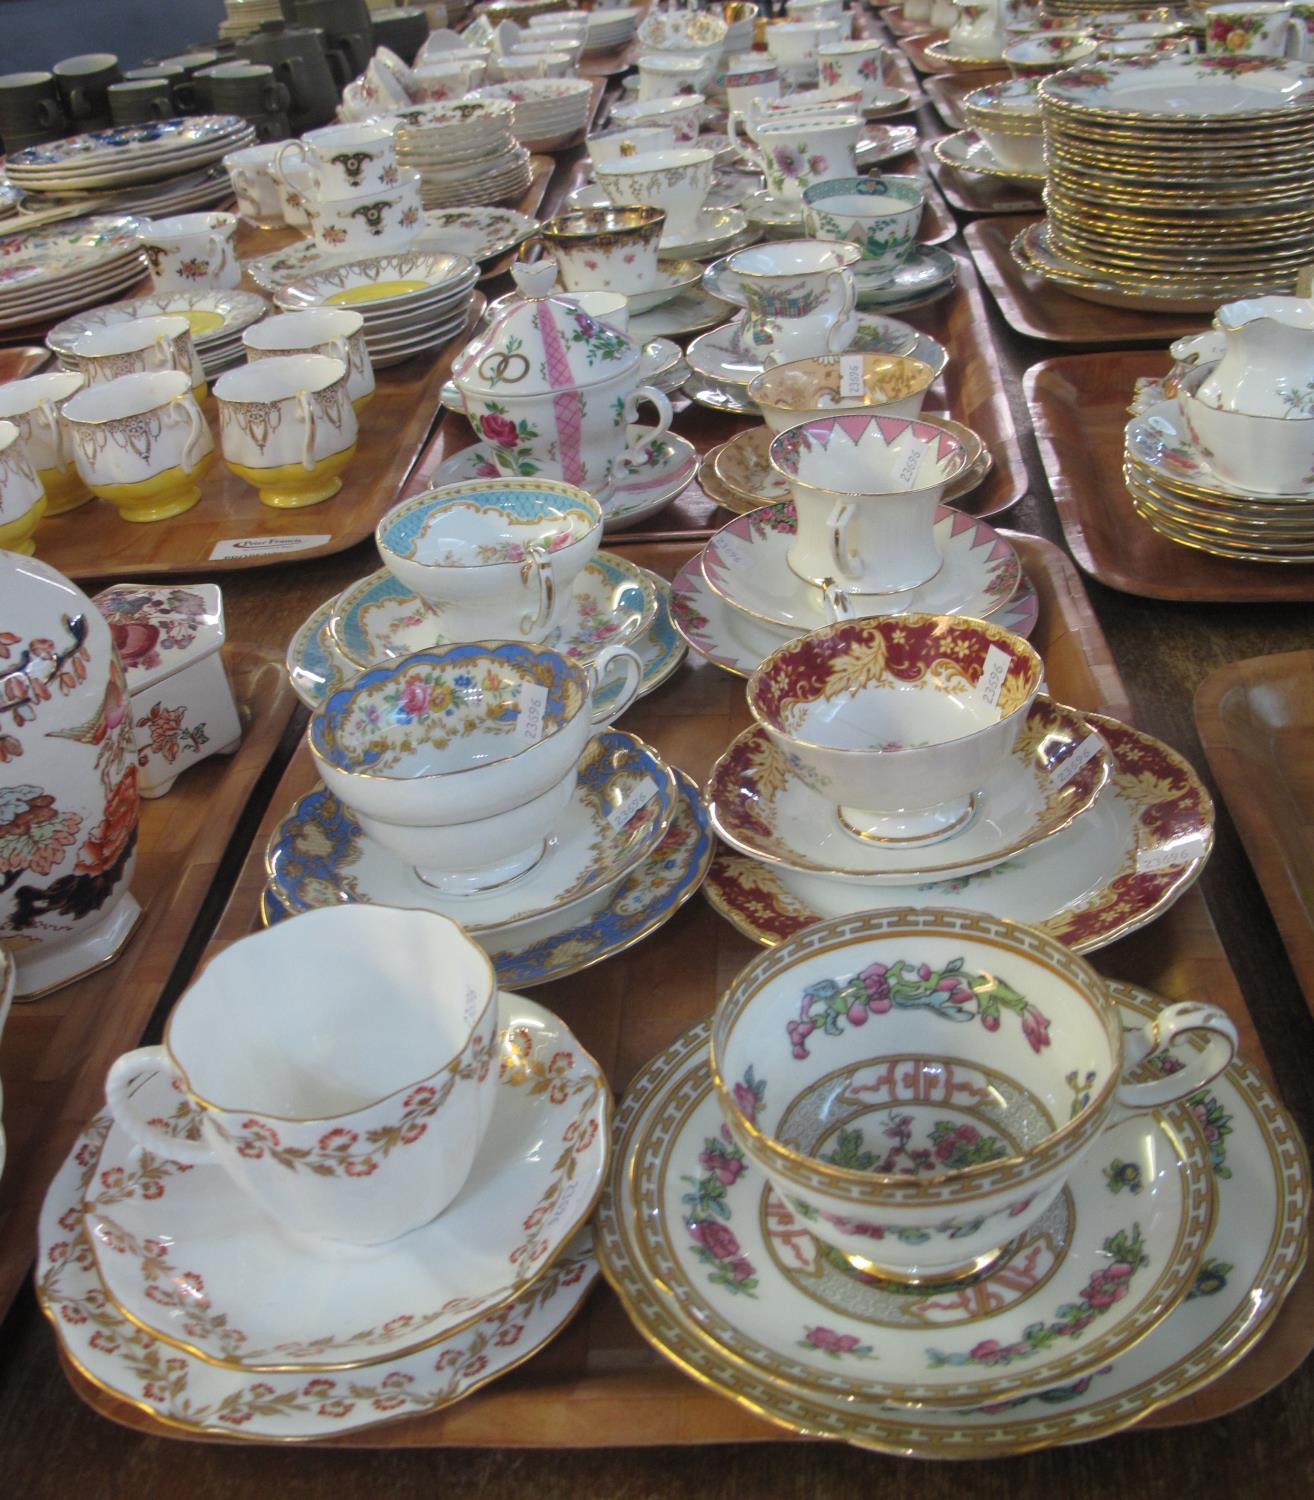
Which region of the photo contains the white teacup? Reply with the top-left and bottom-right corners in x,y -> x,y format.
802,175 -> 926,277
610,93 -> 705,142
104,906 -> 499,1246
70,314 -> 206,401
62,369 -> 214,524
722,239 -> 861,365
0,420 -> 46,556
594,146 -> 715,240
637,51 -> 714,99
730,110 -> 863,203
303,169 -> 424,257
586,124 -> 678,168
275,158 -> 313,228
223,141 -> 285,227
243,309 -> 376,411
817,39 -> 889,102
0,370 -> 91,517
725,55 -> 782,116
215,353 -> 358,510
539,205 -> 666,296
766,17 -> 847,71
376,477 -> 604,642
1205,1 -> 1292,53
140,212 -> 239,293
276,123 -> 399,202
495,50 -> 573,80
412,58 -> 489,100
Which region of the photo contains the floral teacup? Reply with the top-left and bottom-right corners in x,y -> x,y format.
722,239 -> 861,365
729,110 -> 862,203
594,146 -> 716,241
817,39 -> 889,102
140,211 -> 239,293
802,175 -> 926,277
303,169 -> 424,257
539,205 -> 666,297
1205,1 -> 1293,53
276,123 -> 399,201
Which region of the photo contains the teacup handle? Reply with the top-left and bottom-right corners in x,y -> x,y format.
820,578 -> 852,621
297,391 -> 318,470
208,231 -> 232,282
273,138 -> 307,189
587,642 -> 643,724
823,271 -> 857,354
520,540 -> 556,635
170,397 -> 209,473
157,330 -> 187,377
728,111 -> 766,171
824,500 -> 861,581
1110,1001 -> 1238,1118
619,384 -> 673,467
34,396 -> 62,449
105,1046 -> 215,1165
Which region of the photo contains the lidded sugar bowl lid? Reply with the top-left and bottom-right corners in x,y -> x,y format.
452,260 -> 638,399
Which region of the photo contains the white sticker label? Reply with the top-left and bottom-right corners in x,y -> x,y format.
1050,733 -> 1104,789
209,533 -> 331,560
839,354 -> 866,398
1137,837 -> 1207,874
609,776 -> 659,831
977,645 -> 1012,713
516,682 -> 549,744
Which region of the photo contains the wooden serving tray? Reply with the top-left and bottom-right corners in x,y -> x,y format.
966,217 -> 1211,347
921,141 -> 1044,216
60,534 -> 1313,1447
923,67 -> 1009,131
0,642 -> 299,1327
26,297 -> 483,585
1026,351 -> 1314,601
882,6 -> 939,37
1196,650 -> 1314,1020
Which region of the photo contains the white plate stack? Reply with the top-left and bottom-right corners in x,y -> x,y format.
584,5 -> 642,53
0,214 -> 147,333
46,288 -> 270,378
471,79 -> 594,151
4,117 -> 257,197
385,97 -> 534,208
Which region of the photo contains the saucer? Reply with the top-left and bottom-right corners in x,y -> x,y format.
705,711 -> 1214,956
599,1010 -> 1214,1412
932,129 -> 1045,185
328,554 -> 657,672
712,426 -> 790,506
854,245 -> 958,305
708,698 -> 1111,882
629,259 -> 705,315
593,980 -> 1305,1456
635,335 -> 685,390
285,567 -> 687,715
926,39 -> 1008,68
742,189 -> 806,234
268,730 -> 677,933
266,769 -> 714,991
671,551 -> 1040,678
700,501 -> 1023,631
856,123 -> 920,165
1127,395 -> 1314,503
660,205 -> 751,259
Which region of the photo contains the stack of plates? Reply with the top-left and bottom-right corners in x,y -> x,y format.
4,117 -> 256,196
385,98 -> 534,208
0,214 -> 146,333
471,79 -> 594,151
0,184 -> 21,222
273,249 -> 479,367
1035,55 -> 1314,309
584,4 -> 642,53
1041,0 -> 1194,13
46,288 -> 269,379
218,0 -> 283,37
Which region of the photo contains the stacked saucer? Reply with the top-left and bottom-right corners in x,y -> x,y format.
947,74 -> 1046,181
0,215 -> 147,333
273,250 -> 479,367
584,4 -> 642,53
382,97 -> 534,208
471,79 -> 595,151
1035,55 -> 1314,308
47,288 -> 269,379
5,117 -> 257,196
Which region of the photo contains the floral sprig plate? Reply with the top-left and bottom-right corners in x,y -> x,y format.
265,770 -> 713,991
592,984 -> 1307,1456
267,730 -> 678,934
700,501 -> 1023,632
707,698 -> 1111,883
598,1010 -> 1214,1412
705,712 -> 1214,957
78,993 -> 607,1375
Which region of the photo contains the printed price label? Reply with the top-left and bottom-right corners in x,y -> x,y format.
209,534 -> 331,560
609,776 -> 658,831
977,645 -> 1013,712
516,682 -> 549,745
1136,838 -> 1206,874
839,354 -> 866,399
1050,734 -> 1104,789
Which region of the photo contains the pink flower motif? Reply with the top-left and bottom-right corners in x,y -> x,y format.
689,1219 -> 740,1261
804,1326 -> 861,1354
400,677 -> 428,716
698,1144 -> 743,1187
1021,1004 -> 1051,1054
479,411 -> 519,448
732,1081 -> 759,1123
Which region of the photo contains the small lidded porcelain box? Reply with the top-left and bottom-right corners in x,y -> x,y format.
92,584 -> 242,799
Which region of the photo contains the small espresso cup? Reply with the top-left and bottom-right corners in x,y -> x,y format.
103,906 -> 500,1246
276,121 -> 399,200
0,420 -> 46,556
539,205 -> 666,296
0,371 -> 91,517
215,353 -> 359,509
140,212 -> 240,292
243,307 -> 376,409
62,369 -> 215,524
70,315 -> 207,401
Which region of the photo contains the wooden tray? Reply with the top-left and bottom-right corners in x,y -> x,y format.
1027,351 -> 1314,601
882,5 -> 938,37
25,296 -> 483,585
923,66 -> 1009,130
58,533 -> 1314,1448
921,140 -> 1044,215
0,642 -> 299,1327
1196,650 -> 1314,1020
966,216 -> 1211,347
411,250 -> 1025,542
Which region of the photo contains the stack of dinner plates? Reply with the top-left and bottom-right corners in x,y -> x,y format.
4,117 -> 256,196
584,4 -> 642,53
384,98 -> 533,208
1034,55 -> 1314,308
0,214 -> 146,333
471,79 -> 594,151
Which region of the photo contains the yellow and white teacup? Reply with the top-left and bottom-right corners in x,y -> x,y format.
70,314 -> 207,402
215,353 -> 358,510
0,419 -> 47,555
0,370 -> 91,516
242,308 -> 375,411
62,370 -> 214,524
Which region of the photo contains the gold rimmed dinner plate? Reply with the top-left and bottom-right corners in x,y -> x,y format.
1123,465 -> 1314,539
1128,490 -> 1314,564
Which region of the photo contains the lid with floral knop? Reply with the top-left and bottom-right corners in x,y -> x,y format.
452,260 -> 638,399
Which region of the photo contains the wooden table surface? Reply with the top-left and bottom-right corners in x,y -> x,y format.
3,21 -> 1314,1497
